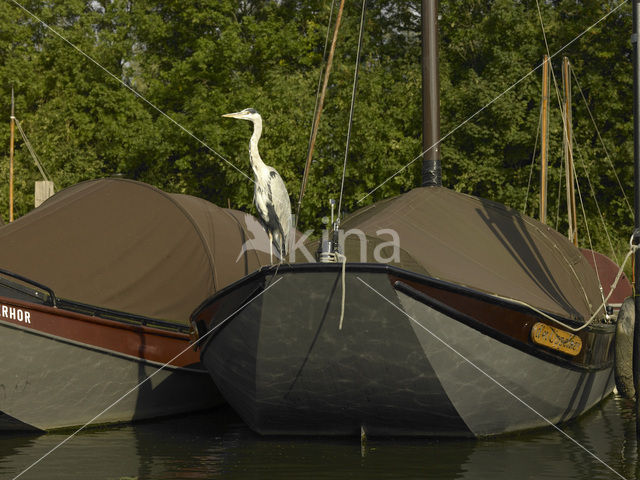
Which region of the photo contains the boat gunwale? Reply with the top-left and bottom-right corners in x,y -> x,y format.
191,262 -> 610,329
191,263 -> 615,373
0,317 -> 204,372
0,293 -> 193,340
394,280 -> 613,373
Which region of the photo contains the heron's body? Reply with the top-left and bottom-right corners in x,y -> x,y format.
223,108 -> 291,261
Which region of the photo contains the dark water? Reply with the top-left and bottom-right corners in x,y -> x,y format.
0,394 -> 638,480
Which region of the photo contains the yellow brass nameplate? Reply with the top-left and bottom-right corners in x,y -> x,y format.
531,322 -> 582,356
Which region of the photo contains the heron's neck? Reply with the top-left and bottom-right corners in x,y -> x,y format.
249,117 -> 266,174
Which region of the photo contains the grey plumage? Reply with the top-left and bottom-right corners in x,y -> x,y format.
223,108 -> 292,261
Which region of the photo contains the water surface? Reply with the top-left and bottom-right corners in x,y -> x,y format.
1,394 -> 638,480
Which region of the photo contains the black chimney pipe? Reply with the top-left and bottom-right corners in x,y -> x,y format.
421,0 -> 442,187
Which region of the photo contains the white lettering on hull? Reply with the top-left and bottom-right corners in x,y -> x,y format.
0,304 -> 31,324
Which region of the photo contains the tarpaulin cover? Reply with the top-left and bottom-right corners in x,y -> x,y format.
342,186 -> 605,322
0,178 -> 268,324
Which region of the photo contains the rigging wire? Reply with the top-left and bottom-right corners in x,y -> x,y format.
523,94 -> 542,216
533,1 -> 567,235
12,116 -> 51,183
297,0 -> 347,228
337,0 -> 367,222
296,0 -> 337,230
357,0 -> 629,205
572,128 -> 621,263
536,5 -> 621,267
572,67 -> 633,216
554,143 -> 565,231
534,0 -> 609,303
6,0 -> 254,185
568,147 -> 600,260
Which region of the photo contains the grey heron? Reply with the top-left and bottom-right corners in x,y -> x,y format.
223,108 -> 291,262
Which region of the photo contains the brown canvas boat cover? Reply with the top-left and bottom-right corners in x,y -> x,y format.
0,178 -> 268,324
342,187 -> 605,322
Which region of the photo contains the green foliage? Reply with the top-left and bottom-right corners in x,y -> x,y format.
0,0 -> 634,262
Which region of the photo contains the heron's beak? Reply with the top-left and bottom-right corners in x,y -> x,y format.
222,111 -> 243,119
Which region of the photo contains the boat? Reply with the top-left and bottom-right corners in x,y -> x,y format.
190,4 -> 625,437
0,177 -> 268,431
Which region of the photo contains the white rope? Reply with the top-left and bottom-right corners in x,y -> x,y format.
490,240 -> 637,333
317,249 -> 347,330
534,11 -> 624,318
338,252 -> 347,330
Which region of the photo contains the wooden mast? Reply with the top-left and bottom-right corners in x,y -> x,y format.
9,88 -> 15,223
563,57 -> 578,246
297,0 -> 346,223
540,55 -> 550,224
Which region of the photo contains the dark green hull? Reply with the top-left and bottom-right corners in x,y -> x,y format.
192,264 -> 615,437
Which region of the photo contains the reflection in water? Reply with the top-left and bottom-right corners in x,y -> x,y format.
0,396 -> 637,480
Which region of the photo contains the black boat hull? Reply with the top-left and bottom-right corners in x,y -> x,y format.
193,264 -> 615,437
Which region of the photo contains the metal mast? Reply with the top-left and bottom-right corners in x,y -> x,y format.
421,0 -> 442,187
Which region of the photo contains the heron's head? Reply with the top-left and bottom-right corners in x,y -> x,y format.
222,108 -> 261,123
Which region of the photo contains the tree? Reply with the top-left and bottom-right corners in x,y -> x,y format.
0,0 -> 634,261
